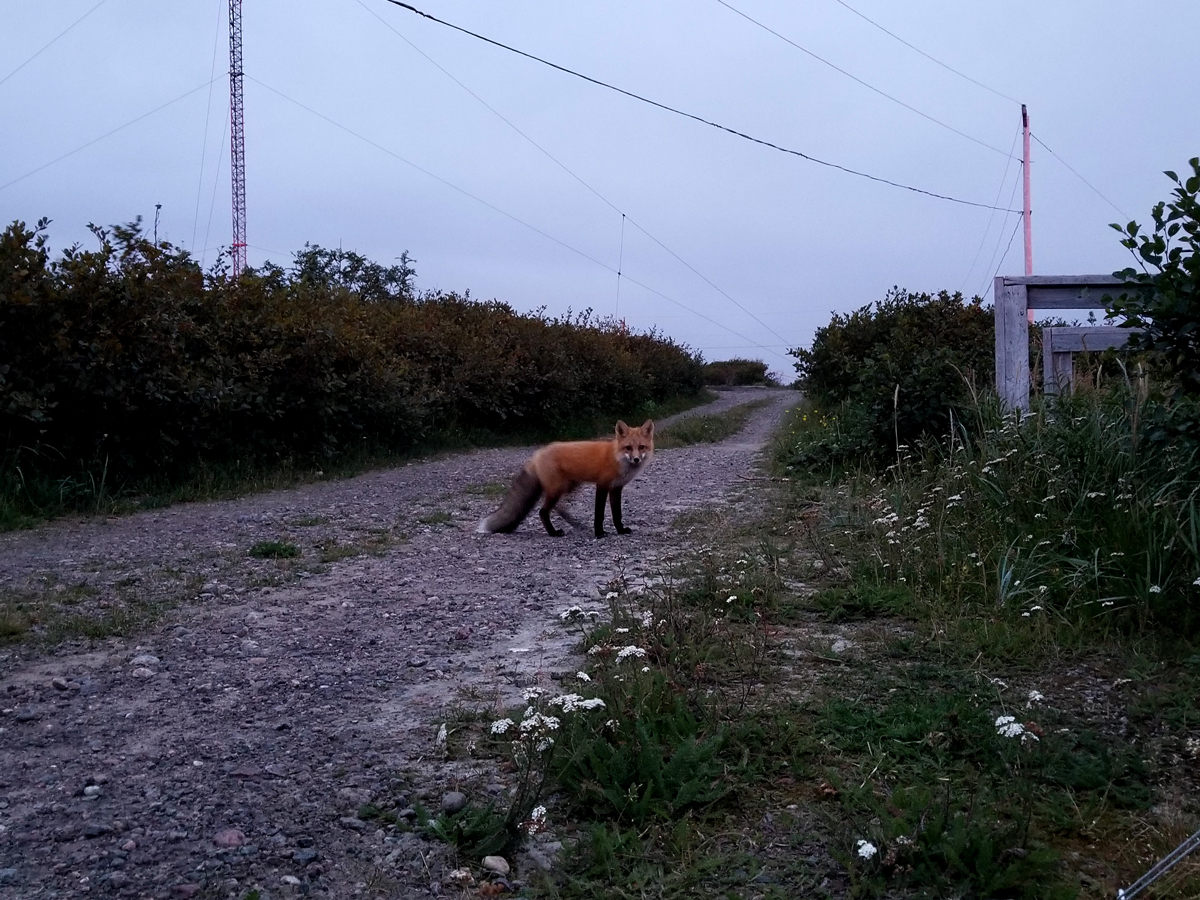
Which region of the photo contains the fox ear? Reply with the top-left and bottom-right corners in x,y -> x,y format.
641,420 -> 654,436
615,420 -> 630,437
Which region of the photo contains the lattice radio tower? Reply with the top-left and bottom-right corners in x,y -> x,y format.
228,0 -> 247,276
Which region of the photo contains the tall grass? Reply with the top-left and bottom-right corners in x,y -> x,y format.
781,384 -> 1200,647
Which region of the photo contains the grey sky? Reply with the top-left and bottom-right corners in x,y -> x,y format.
4,1 -> 1199,377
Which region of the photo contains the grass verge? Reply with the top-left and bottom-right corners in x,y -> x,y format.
656,398 -> 773,449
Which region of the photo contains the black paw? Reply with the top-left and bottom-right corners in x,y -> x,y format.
594,528 -> 607,538
616,526 -> 633,535
548,528 -> 565,537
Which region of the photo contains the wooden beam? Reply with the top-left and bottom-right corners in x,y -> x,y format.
994,277 -> 1030,410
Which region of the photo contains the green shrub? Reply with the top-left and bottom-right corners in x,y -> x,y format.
701,358 -> 777,386
787,289 -> 993,462
0,218 -> 705,520
1107,157 -> 1200,397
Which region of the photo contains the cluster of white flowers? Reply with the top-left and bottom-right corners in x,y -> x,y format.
576,671 -> 591,682
616,645 -> 648,662
522,804 -> 548,835
995,714 -> 1039,742
490,718 -> 514,735
856,839 -> 878,860
547,693 -> 606,713
1027,690 -> 1045,706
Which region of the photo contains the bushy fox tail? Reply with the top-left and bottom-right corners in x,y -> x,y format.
476,468 -> 542,534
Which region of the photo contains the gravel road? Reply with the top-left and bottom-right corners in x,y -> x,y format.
0,386 -> 800,899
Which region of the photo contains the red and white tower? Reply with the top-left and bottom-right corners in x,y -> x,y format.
228,0 -> 247,276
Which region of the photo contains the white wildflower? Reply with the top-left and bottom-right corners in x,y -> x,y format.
856,839 -> 878,860
1149,585 -> 1162,594
605,591 -> 619,600
490,718 -> 514,735
559,606 -> 584,621
576,671 -> 591,682
616,645 -> 648,662
1027,690 -> 1045,706
522,687 -> 546,701
995,715 -> 1025,739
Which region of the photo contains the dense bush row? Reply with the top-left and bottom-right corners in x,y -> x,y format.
700,357 -> 777,386
786,288 -> 993,465
0,219 -> 704,493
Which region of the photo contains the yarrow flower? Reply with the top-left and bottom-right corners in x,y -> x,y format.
1027,690 -> 1045,706
491,718 -> 514,735
856,839 -> 878,860
576,671 -> 591,682
615,645 -> 648,662
1149,585 -> 1162,594
995,714 -> 1039,742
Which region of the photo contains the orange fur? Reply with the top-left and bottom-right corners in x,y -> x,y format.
478,420 -> 654,537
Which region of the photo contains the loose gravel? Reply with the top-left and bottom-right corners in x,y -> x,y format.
0,387 -> 799,899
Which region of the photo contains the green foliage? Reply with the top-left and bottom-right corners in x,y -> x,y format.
701,358 -> 777,386
248,540 -> 299,559
0,218 -> 704,521
1107,157 -> 1200,397
787,289 -> 993,462
838,387 -> 1200,640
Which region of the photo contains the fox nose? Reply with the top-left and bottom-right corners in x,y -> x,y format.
630,456 -> 640,466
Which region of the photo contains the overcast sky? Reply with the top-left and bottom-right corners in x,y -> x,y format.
4,1 -> 1199,377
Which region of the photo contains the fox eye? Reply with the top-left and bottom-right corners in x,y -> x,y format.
638,445 -> 646,451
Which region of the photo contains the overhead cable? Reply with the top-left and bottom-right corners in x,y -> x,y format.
0,0 -> 109,89
0,77 -> 222,193
356,0 -> 792,346
380,0 -> 1020,213
1032,133 -> 1129,220
831,0 -> 1021,105
714,0 -> 1017,159
247,75 -> 782,357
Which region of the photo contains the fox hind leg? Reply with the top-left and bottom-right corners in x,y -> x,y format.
539,490 -> 566,537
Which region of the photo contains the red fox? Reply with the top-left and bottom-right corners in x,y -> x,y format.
477,420 -> 655,537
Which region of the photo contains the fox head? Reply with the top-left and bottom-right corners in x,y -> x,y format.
614,419 -> 654,469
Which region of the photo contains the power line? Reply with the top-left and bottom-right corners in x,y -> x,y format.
714,0 -> 1017,159
985,212 -> 1024,298
191,0 -> 226,253
977,166 -> 1024,298
960,126 -> 1021,293
246,75 -> 783,357
1031,133 -> 1129,220
0,77 -> 222,193
831,0 -> 1021,105
356,0 -> 792,347
0,0 -> 109,89
380,0 -> 1020,213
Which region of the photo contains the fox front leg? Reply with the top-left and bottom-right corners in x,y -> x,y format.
610,487 -> 632,535
593,486 -> 609,538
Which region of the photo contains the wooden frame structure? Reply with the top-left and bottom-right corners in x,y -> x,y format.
993,275 -> 1133,410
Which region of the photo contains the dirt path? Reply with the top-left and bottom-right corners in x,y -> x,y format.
0,387 -> 800,899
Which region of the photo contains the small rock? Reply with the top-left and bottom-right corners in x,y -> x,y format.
130,667 -> 155,679
121,840 -> 136,852
280,874 -> 301,886
407,657 -> 428,668
82,822 -> 110,838
0,869 -> 15,885
14,709 -> 39,723
130,654 -> 160,666
108,871 -> 129,888
481,855 -> 510,876
83,785 -> 102,798
214,828 -> 246,848
51,677 -> 69,691
831,639 -> 854,655
293,848 -> 319,865
397,807 -> 416,820
441,791 -> 468,814
339,817 -> 366,832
